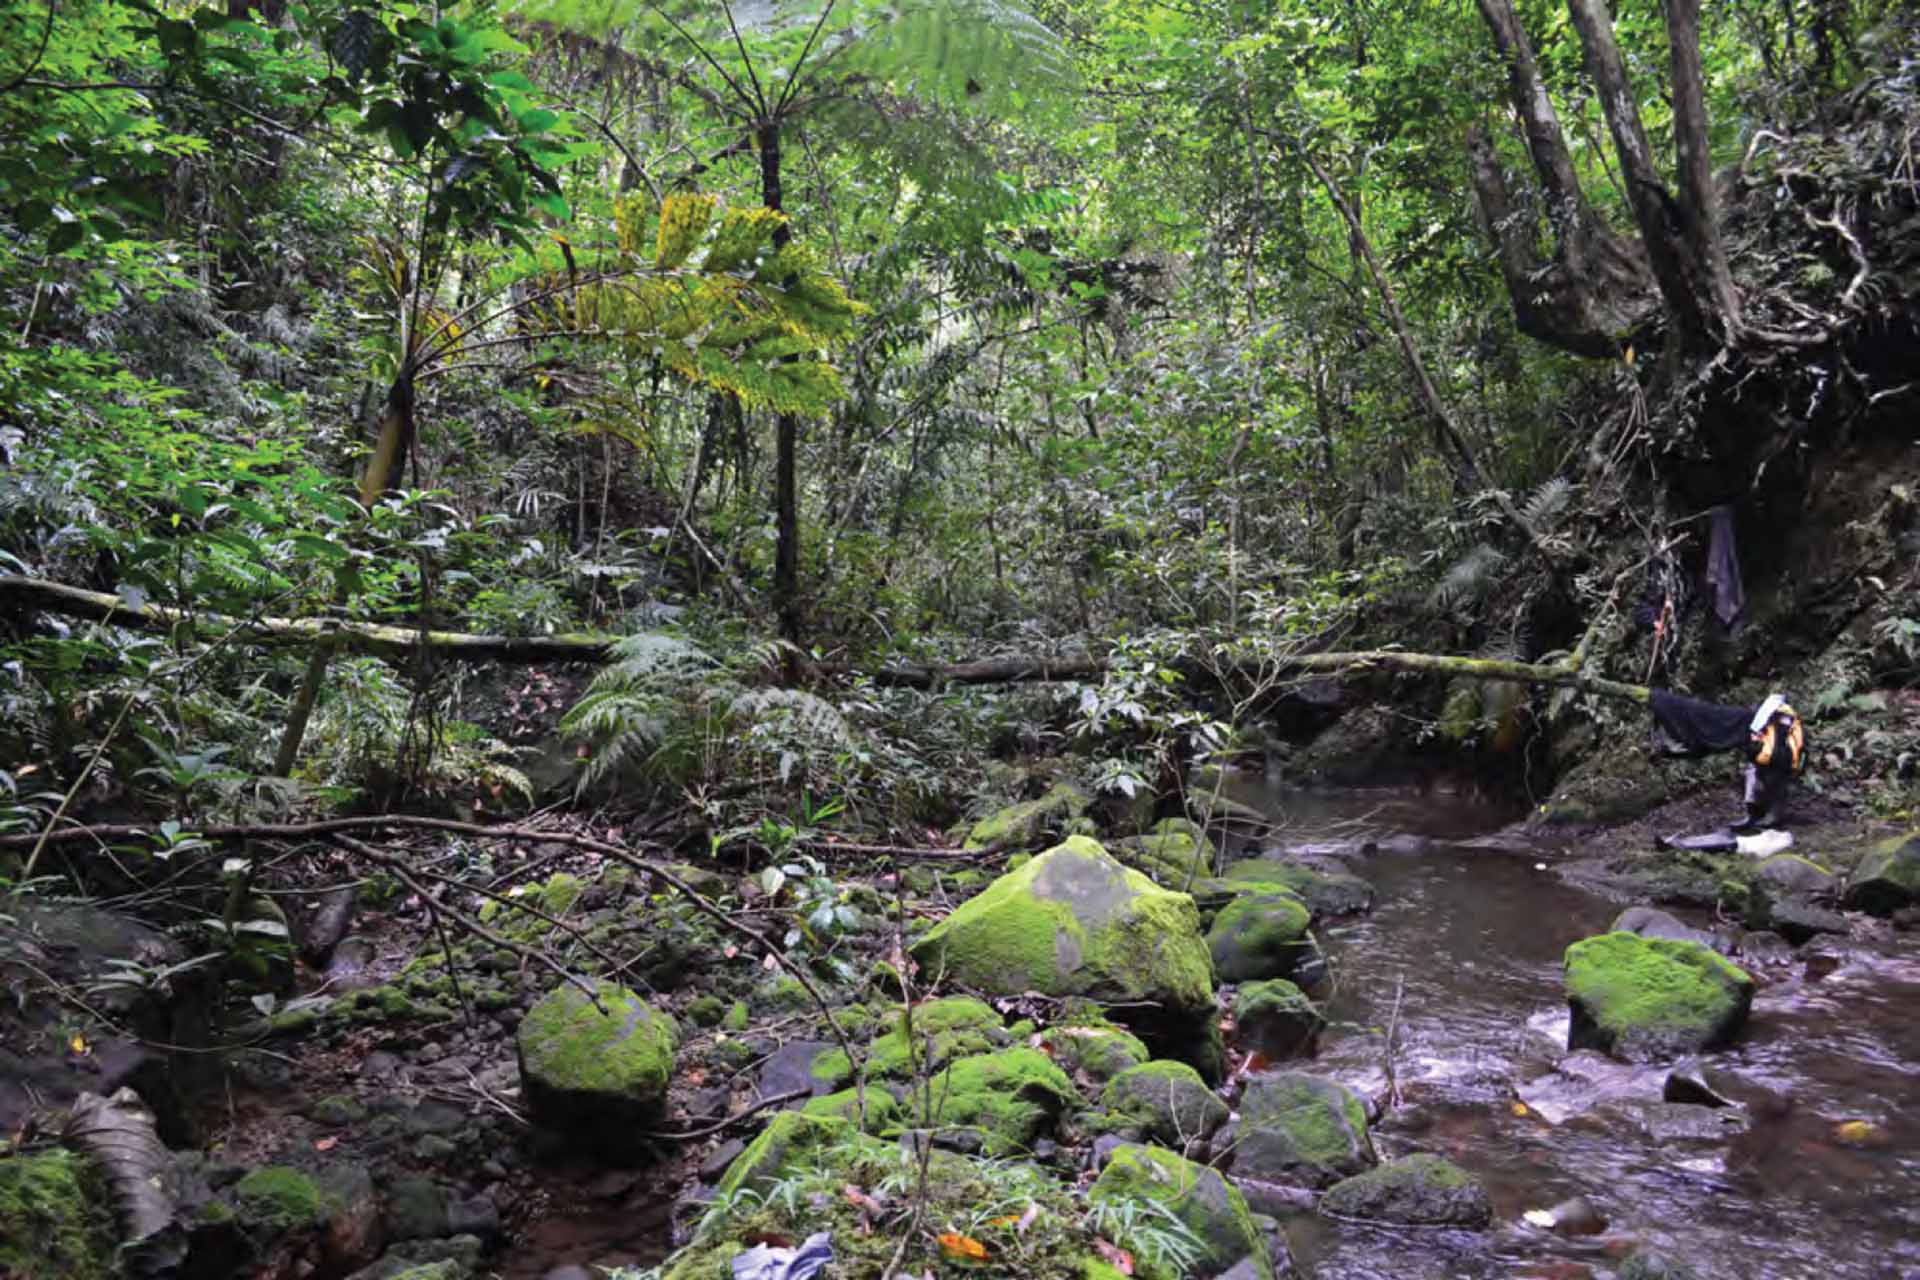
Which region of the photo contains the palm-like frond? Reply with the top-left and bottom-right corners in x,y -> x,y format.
1427,543 -> 1509,611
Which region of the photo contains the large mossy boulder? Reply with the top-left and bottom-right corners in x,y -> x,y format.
1563,932 -> 1754,1062
916,1048 -> 1074,1155
910,837 -> 1218,1072
1226,1072 -> 1375,1189
1099,1061 -> 1229,1146
1319,1154 -> 1491,1227
962,782 -> 1093,852
811,996 -> 1008,1084
1090,1144 -> 1274,1280
1844,832 -> 1920,915
516,980 -> 676,1152
1207,893 -> 1313,983
1221,861 -> 1374,920
0,1148 -> 116,1280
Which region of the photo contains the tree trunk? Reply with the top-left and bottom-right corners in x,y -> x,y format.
759,117 -> 803,646
1566,0 -> 1726,350
1467,0 -> 1655,357
1664,0 -> 1741,337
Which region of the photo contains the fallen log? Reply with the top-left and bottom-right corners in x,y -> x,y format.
0,575 -> 615,663
0,574 -> 1649,704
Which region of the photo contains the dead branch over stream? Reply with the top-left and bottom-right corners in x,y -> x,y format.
1,574 -> 1650,703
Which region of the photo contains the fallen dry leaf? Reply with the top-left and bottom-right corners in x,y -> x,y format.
936,1232 -> 989,1261
1094,1238 -> 1134,1275
314,1136 -> 338,1151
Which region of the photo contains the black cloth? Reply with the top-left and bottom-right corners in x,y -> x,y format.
1706,504 -> 1746,630
1650,688 -> 1752,756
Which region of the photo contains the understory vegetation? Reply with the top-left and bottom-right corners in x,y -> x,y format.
2,0 -> 1918,1276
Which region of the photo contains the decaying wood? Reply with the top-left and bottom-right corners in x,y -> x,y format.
0,573 -> 1651,703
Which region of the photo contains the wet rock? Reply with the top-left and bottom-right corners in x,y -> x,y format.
542,1267 -> 596,1280
697,1138 -> 746,1183
1620,1100 -> 1751,1143
1767,899 -> 1850,945
755,1038 -> 838,1098
1373,834 -> 1434,856
1235,979 -> 1323,1059
1091,1133 -> 1128,1169
1527,1194 -> 1606,1236
1207,892 -> 1314,983
1754,854 -> 1836,896
308,1094 -> 368,1126
384,1177 -> 451,1241
1226,1072 -> 1375,1189
1734,930 -> 1794,966
515,980 -> 676,1156
1090,1144 -> 1274,1279
360,1051 -> 403,1078
1319,1153 -> 1492,1227
1610,907 -> 1717,949
1564,932 -> 1754,1062
1619,1250 -> 1702,1280
1222,860 -> 1374,919
909,837 -> 1219,1075
342,1234 -> 483,1280
445,1192 -> 499,1241
1100,1061 -> 1229,1147
1514,1052 -> 1668,1125
1189,791 -> 1276,837
1663,1062 -> 1738,1108
1843,832 -> 1920,915
404,1101 -> 467,1136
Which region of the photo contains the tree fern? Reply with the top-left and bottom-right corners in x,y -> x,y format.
1520,476 -> 1575,533
559,631 -> 721,790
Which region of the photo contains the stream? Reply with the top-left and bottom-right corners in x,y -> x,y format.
1227,776 -> 1920,1280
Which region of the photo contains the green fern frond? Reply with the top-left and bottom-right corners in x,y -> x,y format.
1428,544 -> 1508,611
1520,477 -> 1575,532
729,687 -> 852,746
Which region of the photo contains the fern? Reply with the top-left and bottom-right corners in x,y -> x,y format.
1427,543 -> 1509,611
559,631 -> 722,790
1520,476 -> 1575,532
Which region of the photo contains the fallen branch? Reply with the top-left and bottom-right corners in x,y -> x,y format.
0,573 -> 1651,703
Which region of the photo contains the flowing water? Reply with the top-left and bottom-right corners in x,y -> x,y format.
1226,776 -> 1920,1280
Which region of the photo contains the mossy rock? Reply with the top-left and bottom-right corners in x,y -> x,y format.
1319,1153 -> 1491,1227
1035,1020 -> 1151,1083
1207,892 -> 1313,983
916,1048 -> 1074,1155
1111,820 -> 1213,890
963,782 -> 1092,852
1618,1250 -> 1703,1280
801,1086 -> 900,1132
1564,932 -> 1754,1062
1099,1060 -> 1228,1146
716,1111 -> 887,1197
910,837 -> 1218,1074
1187,791 -> 1273,836
1229,1071 -> 1375,1189
683,994 -> 727,1027
516,979 -> 676,1152
1844,832 -> 1920,915
1221,860 -> 1374,920
0,1149 -> 116,1280
1235,979 -> 1322,1059
1089,1144 -> 1273,1280
235,1165 -> 337,1229
808,996 -> 1009,1086
1753,854 -> 1836,896
479,871 -> 585,935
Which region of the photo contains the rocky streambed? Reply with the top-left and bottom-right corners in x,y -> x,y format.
5,774 -> 1920,1280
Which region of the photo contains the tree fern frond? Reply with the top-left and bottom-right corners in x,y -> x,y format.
730,687 -> 852,746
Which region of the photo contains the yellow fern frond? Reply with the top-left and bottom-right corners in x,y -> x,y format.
655,193 -> 717,270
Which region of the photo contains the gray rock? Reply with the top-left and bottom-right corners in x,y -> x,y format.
1099,1061 -> 1228,1147
383,1176 -> 451,1240
412,1135 -> 457,1162
1767,899 -> 1849,945
1753,854 -> 1836,896
1843,833 -> 1920,915
755,1039 -> 836,1101
699,1138 -> 746,1183
1319,1154 -> 1492,1227
404,1100 -> 467,1135
446,1192 -> 499,1241
1617,1100 -> 1750,1143
1227,1072 -> 1374,1189
1610,907 -> 1716,948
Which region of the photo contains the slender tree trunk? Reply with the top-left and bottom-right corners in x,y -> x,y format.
1664,0 -> 1741,337
1296,144 -> 1562,572
759,117 -> 803,646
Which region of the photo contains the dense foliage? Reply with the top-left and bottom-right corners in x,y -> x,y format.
2,0 -> 1916,838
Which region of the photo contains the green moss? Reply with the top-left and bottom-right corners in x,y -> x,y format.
1036,1019 -> 1151,1082
1564,931 -> 1754,1058
911,852 -> 1084,993
1234,1072 -> 1375,1186
963,782 -> 1090,852
722,1000 -> 750,1031
1082,1262 -> 1130,1280
859,996 -> 1007,1078
802,1086 -> 900,1131
1100,1060 -> 1228,1143
0,1149 -> 116,1280
756,975 -> 814,1014
917,1048 -> 1074,1155
1089,1144 -> 1271,1280
517,980 -> 676,1096
716,1112 -> 882,1197
1207,892 -> 1312,982
332,984 -> 454,1025
235,1165 -> 335,1228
